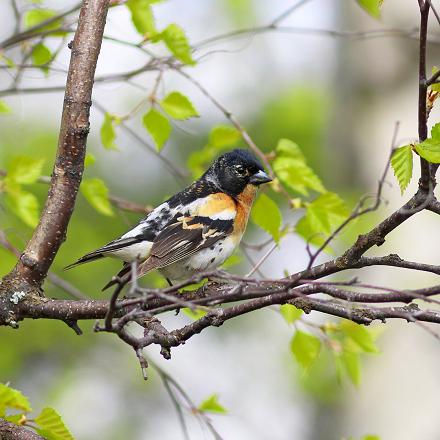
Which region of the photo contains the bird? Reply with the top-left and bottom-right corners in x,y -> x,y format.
67,149 -> 272,290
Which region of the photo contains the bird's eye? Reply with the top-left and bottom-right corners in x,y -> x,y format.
235,165 -> 246,176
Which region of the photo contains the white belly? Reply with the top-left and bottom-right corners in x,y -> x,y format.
159,236 -> 236,281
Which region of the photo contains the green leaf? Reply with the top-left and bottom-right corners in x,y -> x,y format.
0,384 -> 32,417
7,156 -> 44,184
6,190 -> 40,227
142,108 -> 171,151
31,43 -> 52,66
391,145 -> 413,194
431,122 -> 440,141
161,91 -> 198,120
221,254 -> 241,268
23,9 -> 58,30
209,125 -> 241,147
340,321 -> 379,353
251,193 -> 282,243
81,178 -> 114,216
431,67 -> 440,92
414,138 -> 440,163
35,407 -> 74,440
100,113 -> 118,150
84,153 -> 96,167
159,24 -> 195,65
182,307 -> 207,320
290,330 -> 321,371
356,0 -> 383,18
340,349 -> 361,387
280,304 -> 303,324
198,394 -> 227,414
0,100 -> 12,115
126,0 -> 157,37
295,192 -> 349,247
362,436 -> 381,440
273,139 -> 326,196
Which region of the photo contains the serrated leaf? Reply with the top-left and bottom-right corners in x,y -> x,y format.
273,139 -> 326,196
414,138 -> 440,163
159,24 -> 195,65
23,9 -> 58,30
161,91 -> 198,120
7,156 -> 44,184
251,193 -> 282,243
198,394 -> 227,414
142,108 -> 171,151
35,407 -> 74,440
126,0 -> 157,37
100,113 -> 118,150
6,190 -> 40,227
32,43 -> 51,66
340,321 -> 379,353
81,178 -> 114,216
0,384 -> 32,416
431,123 -> 440,141
391,145 -> 413,194
295,192 -> 349,247
0,100 -> 12,115
290,330 -> 321,371
209,125 -> 241,147
280,304 -> 303,324
356,0 -> 383,19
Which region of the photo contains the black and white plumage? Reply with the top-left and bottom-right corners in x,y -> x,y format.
67,149 -> 272,289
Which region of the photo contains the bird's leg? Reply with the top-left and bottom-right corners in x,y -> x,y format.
128,260 -> 140,296
166,278 -> 173,286
165,278 -> 181,315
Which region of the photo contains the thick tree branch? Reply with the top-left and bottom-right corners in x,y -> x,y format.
0,419 -> 43,440
5,0 -> 109,288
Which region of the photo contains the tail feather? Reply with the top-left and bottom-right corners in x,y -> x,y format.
64,252 -> 104,270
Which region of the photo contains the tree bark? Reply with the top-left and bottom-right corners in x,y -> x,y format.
0,419 -> 43,440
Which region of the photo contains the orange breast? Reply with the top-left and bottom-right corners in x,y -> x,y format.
195,193 -> 236,217
232,184 -> 258,243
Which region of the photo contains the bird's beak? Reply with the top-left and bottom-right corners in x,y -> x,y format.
249,170 -> 272,185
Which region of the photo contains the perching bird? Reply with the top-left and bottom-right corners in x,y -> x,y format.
67,149 -> 272,289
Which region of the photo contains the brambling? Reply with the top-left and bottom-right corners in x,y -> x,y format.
67,149 -> 272,289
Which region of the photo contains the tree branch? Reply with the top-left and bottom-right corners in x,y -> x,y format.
0,418 -> 43,440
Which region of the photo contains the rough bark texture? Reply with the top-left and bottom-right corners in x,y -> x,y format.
0,419 -> 43,440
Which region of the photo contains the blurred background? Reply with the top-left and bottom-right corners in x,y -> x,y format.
2,0 -> 440,439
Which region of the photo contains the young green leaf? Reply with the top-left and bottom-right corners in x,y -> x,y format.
0,383 -> 32,417
290,330 -> 321,371
295,192 -> 349,247
31,43 -> 52,66
431,67 -> 440,92
0,99 -> 11,115
6,156 -> 45,184
273,139 -> 326,195
251,193 -> 282,243
142,108 -> 171,151
159,24 -> 195,65
81,178 -> 114,217
362,436 -> 381,440
126,0 -> 157,37
100,113 -> 118,150
339,349 -> 361,387
340,321 -> 379,353
209,125 -> 241,147
390,145 -> 413,194
35,407 -> 74,440
414,138 -> 440,163
161,91 -> 198,119
84,153 -> 96,167
182,307 -> 207,320
198,394 -> 228,414
431,122 -> 440,140
221,254 -> 241,268
6,191 -> 40,227
23,9 -> 59,31
280,304 -> 303,324
356,0 -> 383,19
